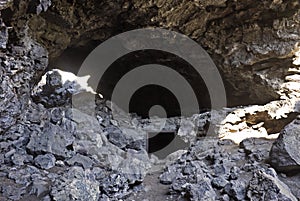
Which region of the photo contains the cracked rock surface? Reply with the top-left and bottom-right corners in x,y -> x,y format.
0,0 -> 300,200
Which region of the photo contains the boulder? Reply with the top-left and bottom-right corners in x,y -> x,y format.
269,118 -> 300,173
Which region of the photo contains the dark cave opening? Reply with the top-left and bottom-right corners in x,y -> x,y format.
48,43 -> 215,156
47,41 -> 265,157
49,45 -> 213,115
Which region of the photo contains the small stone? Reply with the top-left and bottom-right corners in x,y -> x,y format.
30,179 -> 49,197
211,176 -> 229,189
224,179 -> 246,200
107,131 -> 128,149
66,153 -> 94,169
34,154 -> 56,170
186,180 -> 217,201
221,194 -> 230,201
229,166 -> 240,180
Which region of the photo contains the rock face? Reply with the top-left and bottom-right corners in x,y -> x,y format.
1,0 -> 300,200
1,0 -> 298,105
270,117 -> 300,173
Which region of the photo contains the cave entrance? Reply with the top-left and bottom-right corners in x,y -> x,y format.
48,41 -> 213,158
49,44 -> 212,115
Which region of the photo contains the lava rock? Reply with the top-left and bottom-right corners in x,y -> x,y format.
26,122 -> 75,158
1,184 -> 26,201
11,150 -> 33,166
66,153 -> 94,169
240,137 -> 274,162
30,179 -> 50,197
50,107 -> 64,123
159,164 -> 181,185
211,176 -> 229,189
51,167 -> 100,201
269,118 -> 300,173
0,19 -> 8,49
247,167 -> 297,201
224,179 -> 247,200
229,166 -> 240,180
107,130 -> 129,149
34,154 -> 56,170
186,180 -> 217,201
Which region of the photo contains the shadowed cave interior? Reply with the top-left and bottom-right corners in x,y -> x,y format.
47,41 -> 278,157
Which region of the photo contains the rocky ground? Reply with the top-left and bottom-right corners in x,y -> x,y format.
0,68 -> 299,201
1,0 -> 300,201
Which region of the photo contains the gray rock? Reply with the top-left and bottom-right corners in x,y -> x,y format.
247,168 -> 297,201
224,179 -> 247,200
186,180 -> 217,201
229,166 -> 240,180
107,129 -> 129,149
99,173 -> 131,199
8,165 -> 41,185
211,176 -> 229,189
240,138 -> 274,162
30,179 -> 50,197
11,150 -> 33,166
34,154 -> 56,170
220,194 -> 230,201
269,118 -> 300,173
1,184 -> 26,201
51,167 -> 100,201
66,153 -> 94,169
159,164 -> 182,185
36,0 -> 51,14
50,107 -> 64,123
27,122 -> 74,158
0,19 -> 8,49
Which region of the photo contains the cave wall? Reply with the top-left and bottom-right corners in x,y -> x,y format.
0,0 -> 300,128
1,1 -> 300,200
6,0 -> 300,105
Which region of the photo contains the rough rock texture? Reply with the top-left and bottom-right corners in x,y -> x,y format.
247,168 -> 297,201
270,117 -> 300,173
159,138 -> 298,201
0,0 -> 298,105
0,0 -> 300,200
24,0 -> 300,106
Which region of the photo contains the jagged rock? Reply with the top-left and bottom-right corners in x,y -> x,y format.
0,19 -> 8,49
269,118 -> 300,173
34,154 -> 56,170
107,129 -> 129,149
51,167 -> 100,201
32,70 -> 97,108
30,179 -> 50,197
50,107 -> 64,123
100,173 -> 131,198
32,70 -> 71,107
8,165 -> 41,186
1,184 -> 26,201
1,0 -> 300,200
11,150 -> 34,166
26,122 -> 75,158
224,179 -> 247,200
211,176 -> 228,189
159,164 -> 182,185
240,138 -> 275,162
186,180 -> 217,201
247,168 -> 297,201
66,153 -> 94,169
36,0 -> 52,14
0,77 -> 20,134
